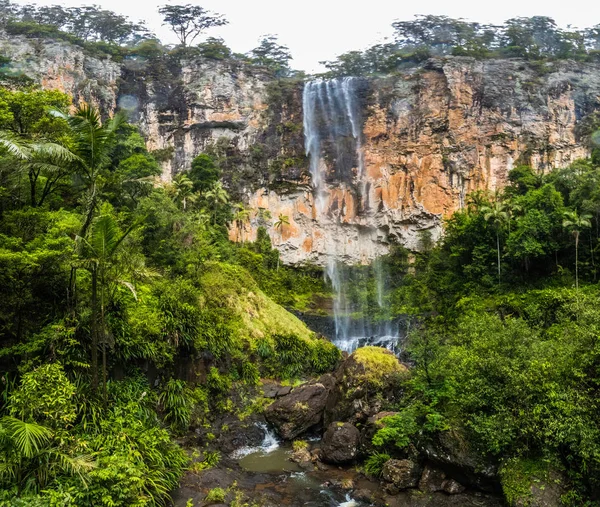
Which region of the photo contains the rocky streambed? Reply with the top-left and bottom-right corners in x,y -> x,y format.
172,347 -> 506,507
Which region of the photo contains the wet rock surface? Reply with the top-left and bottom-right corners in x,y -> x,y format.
321,422 -> 360,464
418,427 -> 499,492
383,459 -> 422,492
264,379 -> 333,439
419,465 -> 466,494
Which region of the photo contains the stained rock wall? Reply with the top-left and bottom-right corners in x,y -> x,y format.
2,34 -> 600,265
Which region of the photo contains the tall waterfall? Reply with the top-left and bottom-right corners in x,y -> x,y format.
302,78 -> 399,353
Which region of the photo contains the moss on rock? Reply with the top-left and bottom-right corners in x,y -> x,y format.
350,346 -> 408,387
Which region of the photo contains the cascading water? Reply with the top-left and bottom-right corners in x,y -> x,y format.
303,78 -> 400,354
231,422 -> 280,459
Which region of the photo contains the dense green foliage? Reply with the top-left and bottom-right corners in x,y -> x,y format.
0,84 -> 336,504
0,0 -> 296,77
370,156 -> 600,504
323,15 -> 600,76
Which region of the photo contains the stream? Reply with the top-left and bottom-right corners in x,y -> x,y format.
234,425 -> 367,506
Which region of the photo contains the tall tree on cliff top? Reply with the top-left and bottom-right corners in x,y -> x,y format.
248,35 -> 292,75
159,4 -> 227,47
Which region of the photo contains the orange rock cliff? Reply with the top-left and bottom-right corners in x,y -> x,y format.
2,35 -> 599,265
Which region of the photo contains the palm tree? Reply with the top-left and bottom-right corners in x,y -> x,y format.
0,416 -> 94,493
204,181 -> 229,225
52,105 -> 126,237
506,202 -> 522,234
171,173 -> 195,210
481,201 -> 508,282
76,215 -> 138,400
233,203 -> 251,242
256,208 -> 272,227
0,131 -> 80,207
563,210 -> 592,291
273,214 -> 289,271
466,190 -> 491,215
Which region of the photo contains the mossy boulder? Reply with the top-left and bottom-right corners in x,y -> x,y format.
325,347 -> 407,426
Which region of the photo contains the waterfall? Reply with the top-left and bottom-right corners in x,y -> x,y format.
303,78 -> 399,354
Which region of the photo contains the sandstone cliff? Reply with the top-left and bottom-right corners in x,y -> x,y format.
2,34 -> 600,265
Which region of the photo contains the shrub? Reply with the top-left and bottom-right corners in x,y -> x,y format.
205,487 -> 226,502
364,452 -> 391,478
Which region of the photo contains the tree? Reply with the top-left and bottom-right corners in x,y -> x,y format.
64,6 -> 147,43
563,210 -> 592,291
233,203 -> 251,242
52,105 -> 126,237
481,201 -> 508,282
158,4 -> 227,47
273,214 -> 289,270
204,181 -> 229,225
392,15 -> 483,55
197,37 -> 231,59
0,131 -> 79,207
248,35 -> 292,75
189,153 -> 220,192
76,214 -> 139,400
171,173 -> 195,210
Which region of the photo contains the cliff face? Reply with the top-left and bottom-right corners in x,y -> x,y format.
2,35 -> 600,265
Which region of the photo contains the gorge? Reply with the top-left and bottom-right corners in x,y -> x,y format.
4,12 -> 600,506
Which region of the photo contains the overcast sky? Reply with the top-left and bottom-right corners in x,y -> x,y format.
13,0 -> 600,72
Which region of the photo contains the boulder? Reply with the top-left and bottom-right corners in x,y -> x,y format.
321,422 -> 360,464
382,459 -> 421,491
325,347 -> 407,426
419,465 -> 466,494
264,377 -> 333,439
261,381 -> 293,399
419,428 -> 498,491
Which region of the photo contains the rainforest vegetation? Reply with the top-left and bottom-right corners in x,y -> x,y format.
4,1 -> 600,505
0,85 -> 338,505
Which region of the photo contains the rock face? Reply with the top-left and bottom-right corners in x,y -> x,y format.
419,465 -> 466,495
5,34 -> 600,264
321,422 -> 360,464
264,377 -> 333,439
419,428 -> 498,492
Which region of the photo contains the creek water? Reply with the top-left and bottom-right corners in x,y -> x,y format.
226,423 -> 364,506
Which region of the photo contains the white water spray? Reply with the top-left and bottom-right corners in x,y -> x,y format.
230,422 -> 280,459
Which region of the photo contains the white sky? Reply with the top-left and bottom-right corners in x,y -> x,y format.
13,0 -> 600,72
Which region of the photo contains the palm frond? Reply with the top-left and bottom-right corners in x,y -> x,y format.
45,449 -> 96,485
29,141 -> 82,164
119,280 -> 138,300
90,215 -> 121,259
0,132 -> 31,159
1,416 -> 51,459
